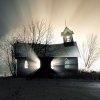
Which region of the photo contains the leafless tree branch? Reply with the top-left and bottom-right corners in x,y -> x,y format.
81,34 -> 100,70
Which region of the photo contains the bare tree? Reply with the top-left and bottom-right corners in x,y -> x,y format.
13,20 -> 54,57
0,20 -> 54,76
0,38 -> 17,76
81,34 -> 100,70
0,26 -> 33,76
28,20 -> 54,56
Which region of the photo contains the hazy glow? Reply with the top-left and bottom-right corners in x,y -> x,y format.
1,0 -> 100,72
22,47 -> 41,71
30,59 -> 40,71
17,0 -> 100,72
51,58 -> 63,72
16,0 -> 100,71
24,60 -> 28,69
51,61 -> 55,70
34,58 -> 40,70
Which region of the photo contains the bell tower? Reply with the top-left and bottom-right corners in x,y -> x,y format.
61,27 -> 74,46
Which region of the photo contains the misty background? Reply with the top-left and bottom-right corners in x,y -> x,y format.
0,0 -> 100,75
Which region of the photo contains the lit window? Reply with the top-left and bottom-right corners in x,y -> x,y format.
24,60 -> 28,69
64,36 -> 72,42
66,36 -> 72,42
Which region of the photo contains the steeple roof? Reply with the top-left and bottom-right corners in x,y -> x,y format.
61,27 -> 74,36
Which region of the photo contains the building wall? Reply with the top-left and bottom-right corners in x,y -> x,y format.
16,57 -> 78,77
16,58 -> 35,77
65,57 -> 78,71
51,57 -> 78,77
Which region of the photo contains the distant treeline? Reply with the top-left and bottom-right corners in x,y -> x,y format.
76,70 -> 100,80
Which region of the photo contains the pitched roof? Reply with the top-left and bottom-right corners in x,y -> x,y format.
61,27 -> 74,36
14,42 -> 80,58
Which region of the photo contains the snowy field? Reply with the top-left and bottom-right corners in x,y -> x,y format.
0,78 -> 100,100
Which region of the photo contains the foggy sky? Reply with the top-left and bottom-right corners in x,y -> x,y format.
0,0 -> 100,38
0,0 -> 100,74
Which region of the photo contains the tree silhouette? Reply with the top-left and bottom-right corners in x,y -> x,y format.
81,34 -> 100,71
0,20 -> 54,76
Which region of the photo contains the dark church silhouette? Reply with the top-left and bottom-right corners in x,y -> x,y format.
14,27 -> 80,78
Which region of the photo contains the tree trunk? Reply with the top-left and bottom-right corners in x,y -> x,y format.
39,57 -> 53,71
32,57 -> 57,78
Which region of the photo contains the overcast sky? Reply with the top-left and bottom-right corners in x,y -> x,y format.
0,0 -> 100,74
0,0 -> 100,38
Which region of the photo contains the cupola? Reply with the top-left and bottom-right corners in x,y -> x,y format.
61,27 -> 74,46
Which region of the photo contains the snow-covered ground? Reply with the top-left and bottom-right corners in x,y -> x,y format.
0,78 -> 100,100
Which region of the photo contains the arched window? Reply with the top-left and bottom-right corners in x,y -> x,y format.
24,60 -> 28,69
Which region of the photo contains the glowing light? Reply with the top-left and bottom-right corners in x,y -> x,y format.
51,59 -> 64,75
36,59 -> 40,69
32,58 -> 41,70
51,61 -> 55,70
25,60 -> 28,69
